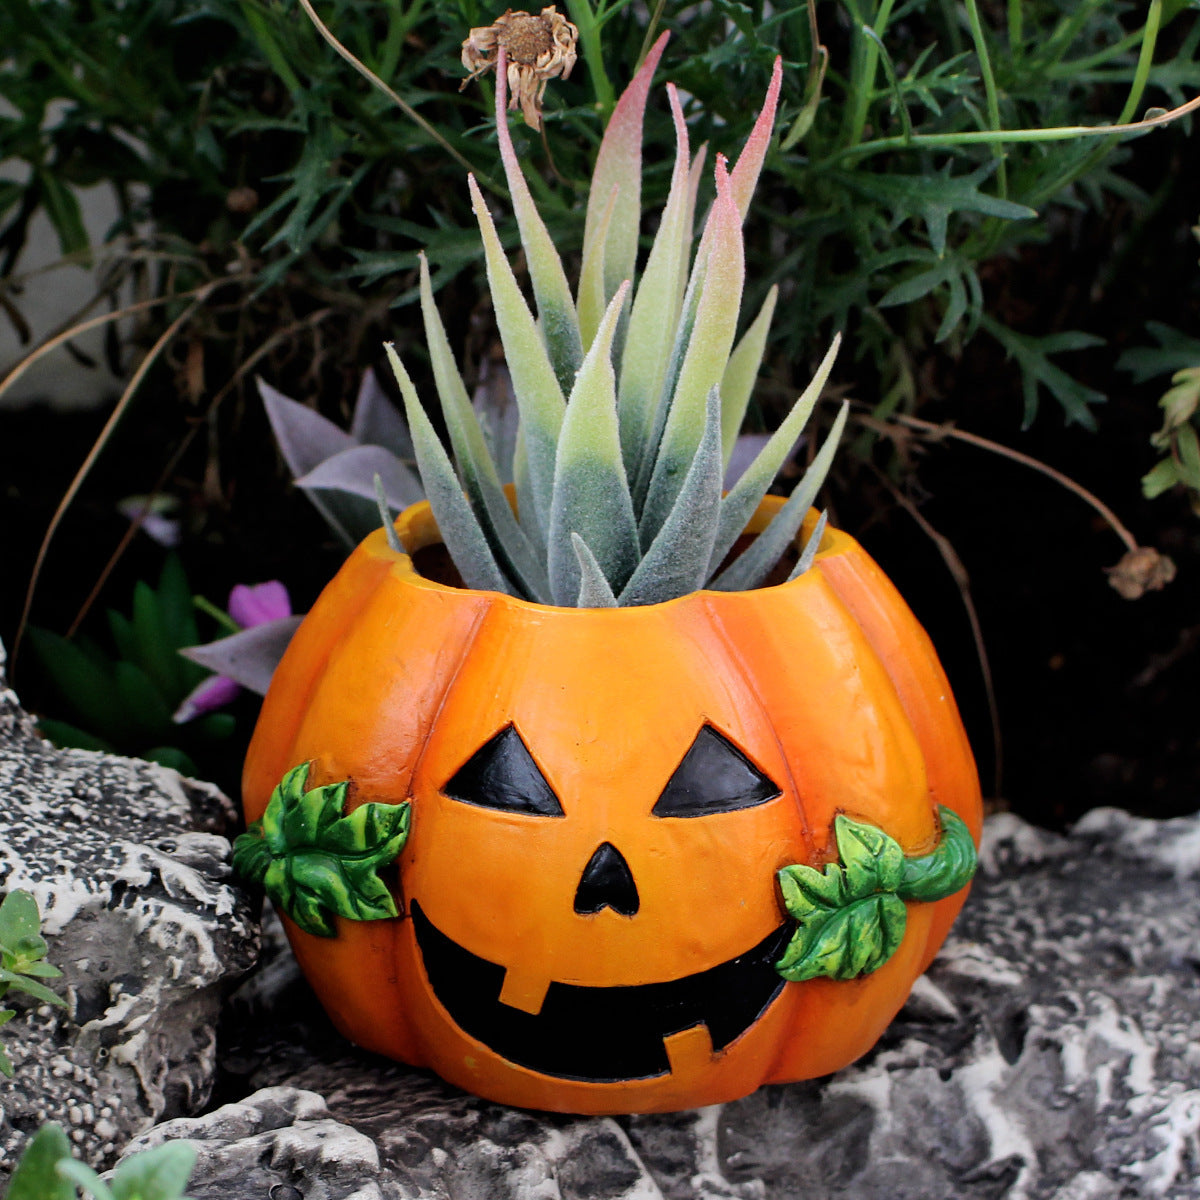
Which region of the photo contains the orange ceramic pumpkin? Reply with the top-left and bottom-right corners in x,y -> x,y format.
241,497 -> 982,1115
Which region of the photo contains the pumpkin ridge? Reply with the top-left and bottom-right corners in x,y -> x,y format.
696,592 -> 817,864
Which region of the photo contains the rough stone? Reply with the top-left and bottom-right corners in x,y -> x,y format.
133,805 -> 1200,1199
0,639 -> 259,1180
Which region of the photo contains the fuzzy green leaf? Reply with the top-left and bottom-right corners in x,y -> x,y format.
620,386 -> 723,606
548,282 -> 640,604
728,56 -> 782,222
495,51 -> 582,393
712,402 -> 848,591
418,254 -> 551,602
787,510 -> 828,581
469,174 -> 566,534
720,285 -> 779,465
108,1142 -> 197,1200
640,159 -> 744,548
4,1123 -> 75,1200
385,343 -> 517,596
708,336 -> 841,577
571,534 -> 618,607
234,762 -> 409,938
577,32 -> 668,348
617,85 -> 693,485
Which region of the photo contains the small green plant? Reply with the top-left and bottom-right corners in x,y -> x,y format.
0,889 -> 66,1078
3,1123 -> 195,1200
27,555 -> 234,775
387,45 -> 846,606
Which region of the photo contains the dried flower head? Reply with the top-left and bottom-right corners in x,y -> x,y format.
461,7 -> 578,130
1105,545 -> 1177,600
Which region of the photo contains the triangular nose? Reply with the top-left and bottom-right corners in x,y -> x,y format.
574,842 -> 639,916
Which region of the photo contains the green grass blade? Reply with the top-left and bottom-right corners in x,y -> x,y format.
577,31 -> 668,349
708,335 -> 841,575
639,157 -> 744,548
620,386 -> 723,606
617,84 -> 692,485
711,402 -> 848,592
469,174 -> 566,537
548,282 -> 640,605
494,49 -> 583,395
385,344 -> 517,596
572,534 -> 619,607
720,284 -> 779,464
419,254 -> 551,602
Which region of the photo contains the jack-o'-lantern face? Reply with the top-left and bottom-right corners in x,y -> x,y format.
411,721 -> 789,1082
241,501 -> 982,1114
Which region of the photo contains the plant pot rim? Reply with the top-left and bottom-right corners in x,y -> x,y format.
374,494 -> 853,614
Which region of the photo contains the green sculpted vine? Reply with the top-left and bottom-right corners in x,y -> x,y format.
233,762 -> 409,938
775,806 -> 977,983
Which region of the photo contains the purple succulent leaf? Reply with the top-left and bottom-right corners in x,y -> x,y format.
228,580 -> 292,629
472,360 -> 520,483
724,433 -> 773,491
116,496 -> 182,548
295,445 -> 425,511
172,673 -> 241,724
350,368 -> 415,461
179,616 -> 304,696
259,377 -> 355,479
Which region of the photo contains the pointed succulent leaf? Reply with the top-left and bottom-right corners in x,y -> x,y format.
179,616 -> 302,697
578,31 -> 669,347
787,510 -> 828,581
729,56 -> 783,222
233,761 -> 410,938
898,807 -> 979,902
620,386 -> 723,606
711,401 -> 848,592
349,368 -> 414,460
469,174 -> 566,535
495,49 -> 583,393
720,285 -> 779,464
386,343 -> 518,596
576,184 -> 619,362
709,336 -> 841,576
295,444 -> 425,511
3,1123 -> 75,1200
419,254 -> 551,602
639,157 -> 744,548
618,84 -> 694,485
374,473 -> 404,552
511,428 -> 542,549
259,378 -> 356,478
548,282 -> 640,604
571,534 -> 619,607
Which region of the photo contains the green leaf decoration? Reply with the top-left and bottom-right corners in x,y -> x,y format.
0,890 -> 67,1077
233,762 -> 410,939
4,1123 -> 76,1200
776,806 -> 977,983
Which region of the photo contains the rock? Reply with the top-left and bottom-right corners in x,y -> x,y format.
0,639 -> 259,1180
140,804 -> 1200,1199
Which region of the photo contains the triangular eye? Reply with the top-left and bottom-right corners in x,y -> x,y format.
442,725 -> 564,817
652,725 -> 781,817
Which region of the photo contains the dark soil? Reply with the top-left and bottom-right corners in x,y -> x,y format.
2,135 -> 1197,829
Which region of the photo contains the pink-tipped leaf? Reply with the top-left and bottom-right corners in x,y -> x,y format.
577,31 -> 669,348
495,48 -> 583,393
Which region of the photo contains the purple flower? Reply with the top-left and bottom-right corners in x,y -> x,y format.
173,581 -> 292,724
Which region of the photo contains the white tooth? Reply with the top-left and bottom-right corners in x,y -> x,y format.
498,969 -> 553,1015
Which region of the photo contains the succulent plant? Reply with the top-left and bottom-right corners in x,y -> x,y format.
386,35 -> 845,608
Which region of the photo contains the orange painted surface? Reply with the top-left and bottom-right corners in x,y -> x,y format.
242,498 -> 983,1114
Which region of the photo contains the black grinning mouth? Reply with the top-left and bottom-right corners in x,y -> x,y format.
410,900 -> 791,1082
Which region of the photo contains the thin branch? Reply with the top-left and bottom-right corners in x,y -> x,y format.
865,461 -> 1003,801
861,408 -> 1141,553
63,307 -> 337,639
295,0 -> 501,193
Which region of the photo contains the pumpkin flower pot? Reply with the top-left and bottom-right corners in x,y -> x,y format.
238,32 -> 982,1116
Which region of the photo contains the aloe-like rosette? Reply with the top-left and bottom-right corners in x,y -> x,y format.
388,36 -> 844,607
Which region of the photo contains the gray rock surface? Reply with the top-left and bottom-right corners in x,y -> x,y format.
131,804 -> 1200,1199
0,640 -> 259,1178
